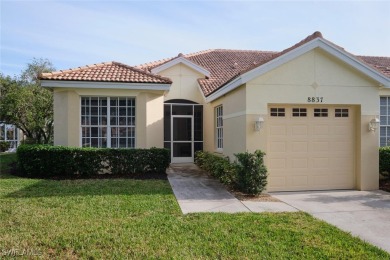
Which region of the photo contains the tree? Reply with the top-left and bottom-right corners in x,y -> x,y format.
0,58 -> 55,144
20,58 -> 55,85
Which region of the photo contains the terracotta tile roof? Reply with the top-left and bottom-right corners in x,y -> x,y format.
357,56 -> 390,77
40,61 -> 172,84
137,31 -> 389,96
138,49 -> 277,96
41,32 -> 389,96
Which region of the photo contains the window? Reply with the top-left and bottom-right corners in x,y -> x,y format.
335,108 -> 349,117
292,108 -> 307,117
215,105 -> 223,150
81,97 -> 135,148
314,108 -> 328,117
380,97 -> 390,146
0,123 -> 19,149
270,108 -> 285,117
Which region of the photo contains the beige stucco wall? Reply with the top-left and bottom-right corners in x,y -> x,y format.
379,88 -> 390,96
53,89 -> 79,147
157,63 -> 205,104
243,48 -> 380,190
53,88 -> 165,149
205,86 -> 247,159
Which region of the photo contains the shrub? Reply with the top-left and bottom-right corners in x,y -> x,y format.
234,150 -> 268,195
0,141 -> 10,152
17,145 -> 170,178
194,151 -> 235,185
195,150 -> 268,195
379,147 -> 390,179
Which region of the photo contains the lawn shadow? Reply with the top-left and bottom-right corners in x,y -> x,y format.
4,178 -> 173,199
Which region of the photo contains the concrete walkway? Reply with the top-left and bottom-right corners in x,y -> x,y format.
271,190 -> 390,253
167,163 -> 297,214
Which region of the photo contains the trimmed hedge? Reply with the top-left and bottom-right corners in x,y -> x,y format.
195,150 -> 268,195
0,141 -> 10,152
379,147 -> 390,179
17,145 -> 170,178
195,150 -> 236,186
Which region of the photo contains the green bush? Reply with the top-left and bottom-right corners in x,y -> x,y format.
0,141 -> 10,152
195,150 -> 268,195
379,147 -> 390,179
17,145 -> 170,178
234,150 -> 268,195
195,151 -> 235,186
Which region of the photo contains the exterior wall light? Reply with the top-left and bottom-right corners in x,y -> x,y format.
368,118 -> 380,132
254,117 -> 264,132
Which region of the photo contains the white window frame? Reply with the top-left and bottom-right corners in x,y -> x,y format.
0,123 -> 19,149
380,96 -> 390,147
215,105 -> 223,151
81,97 -> 136,148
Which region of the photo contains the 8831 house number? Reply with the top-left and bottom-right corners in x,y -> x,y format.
307,97 -> 323,103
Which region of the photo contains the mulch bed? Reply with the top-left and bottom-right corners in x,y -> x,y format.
229,188 -> 281,202
8,162 -> 167,180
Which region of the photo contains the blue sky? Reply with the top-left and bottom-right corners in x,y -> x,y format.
1,0 -> 389,77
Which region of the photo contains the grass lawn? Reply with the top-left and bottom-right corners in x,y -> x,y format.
0,153 -> 389,259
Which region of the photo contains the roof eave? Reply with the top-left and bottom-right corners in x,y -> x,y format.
41,80 -> 171,91
206,38 -> 390,103
151,56 -> 211,77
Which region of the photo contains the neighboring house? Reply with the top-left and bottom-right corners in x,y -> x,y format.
0,122 -> 21,151
0,90 -> 22,151
40,32 -> 390,192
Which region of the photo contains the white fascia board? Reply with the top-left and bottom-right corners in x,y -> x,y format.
151,57 -> 211,77
316,39 -> 390,87
206,38 -> 389,102
41,80 -> 171,91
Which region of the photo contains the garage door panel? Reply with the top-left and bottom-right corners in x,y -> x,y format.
269,141 -> 286,152
312,175 -> 331,186
292,158 -> 308,168
292,141 -> 308,152
331,142 -> 351,151
333,125 -> 350,135
314,125 -> 330,135
292,125 -> 308,135
270,125 -> 287,135
312,142 -> 329,152
267,105 -> 355,191
269,158 -> 286,169
313,158 -> 329,168
292,176 -> 308,186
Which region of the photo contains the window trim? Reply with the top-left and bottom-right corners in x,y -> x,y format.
335,108 -> 349,118
0,123 -> 19,149
80,96 -> 136,148
215,105 -> 223,151
380,96 -> 390,147
270,107 -> 285,117
292,108 -> 307,117
314,108 -> 328,117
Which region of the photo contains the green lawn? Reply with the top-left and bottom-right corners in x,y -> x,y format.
0,153 -> 388,259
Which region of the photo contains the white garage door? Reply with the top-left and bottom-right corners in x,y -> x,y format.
267,105 -> 355,191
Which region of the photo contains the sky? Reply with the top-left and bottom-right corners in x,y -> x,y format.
1,0 -> 389,77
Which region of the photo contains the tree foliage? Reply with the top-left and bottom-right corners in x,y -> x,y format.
0,58 -> 55,144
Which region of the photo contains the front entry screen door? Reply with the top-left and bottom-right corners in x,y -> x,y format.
172,116 -> 193,163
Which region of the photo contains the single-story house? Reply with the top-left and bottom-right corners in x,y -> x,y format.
40,32 -> 390,192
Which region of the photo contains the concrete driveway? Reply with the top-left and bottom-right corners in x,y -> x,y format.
271,190 -> 390,253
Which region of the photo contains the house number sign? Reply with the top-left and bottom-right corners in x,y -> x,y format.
307,97 -> 324,103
